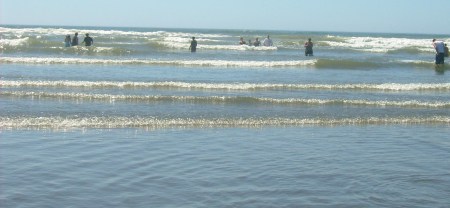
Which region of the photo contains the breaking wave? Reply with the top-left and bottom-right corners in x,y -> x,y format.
0,56 -> 440,69
321,36 -> 438,53
3,91 -> 449,108
0,57 -> 316,67
2,80 -> 450,91
3,26 -> 447,53
1,116 -> 449,129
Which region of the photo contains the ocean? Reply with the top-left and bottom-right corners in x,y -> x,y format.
1,25 -> 449,207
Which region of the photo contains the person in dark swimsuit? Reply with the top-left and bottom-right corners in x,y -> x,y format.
189,37 -> 197,52
304,38 -> 313,56
253,38 -> 261,47
82,33 -> 94,46
71,32 -> 79,46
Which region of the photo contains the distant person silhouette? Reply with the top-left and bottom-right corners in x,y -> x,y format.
253,38 -> 261,47
445,43 -> 449,58
189,37 -> 197,52
263,35 -> 273,46
82,33 -> 94,46
239,37 -> 247,45
71,32 -> 79,46
64,35 -> 71,47
304,38 -> 314,56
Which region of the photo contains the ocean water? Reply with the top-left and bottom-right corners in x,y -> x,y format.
1,25 -> 450,207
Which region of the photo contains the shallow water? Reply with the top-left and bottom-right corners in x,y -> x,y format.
1,25 -> 449,207
1,127 -> 450,207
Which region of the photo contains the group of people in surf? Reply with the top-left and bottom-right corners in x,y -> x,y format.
238,35 -> 313,56
189,35 -> 275,53
63,32 -> 446,67
432,39 -> 449,67
239,35 -> 274,47
64,32 -> 94,47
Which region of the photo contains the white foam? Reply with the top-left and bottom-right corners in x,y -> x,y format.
322,36 -> 435,53
0,57 -> 316,67
0,37 -> 29,47
399,60 -> 435,65
159,39 -> 277,51
0,27 -> 230,39
5,26 -> 444,53
162,36 -> 220,43
3,91 -> 449,108
1,116 -> 449,129
2,80 -> 449,91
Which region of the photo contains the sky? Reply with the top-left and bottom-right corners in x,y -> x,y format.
1,0 -> 449,34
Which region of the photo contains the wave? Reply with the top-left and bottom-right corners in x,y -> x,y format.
1,35 -> 434,54
3,26 -> 447,53
3,80 -> 450,91
0,57 -> 316,67
2,26 -> 260,53
0,37 -> 31,47
387,47 -> 429,54
0,37 -> 133,55
0,27 -> 231,39
0,37 -> 277,52
52,46 -> 133,56
317,58 -> 436,69
1,116 -> 449,129
399,60 -> 437,68
315,59 -> 382,69
158,40 -> 278,51
0,44 -> 278,55
321,36 -> 437,53
3,91 -> 449,108
1,56 -> 439,69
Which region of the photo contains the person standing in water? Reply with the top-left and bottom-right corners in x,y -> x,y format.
239,37 -> 247,45
253,38 -> 261,47
304,38 -> 314,56
71,32 -> 79,46
263,35 -> 273,46
189,37 -> 197,52
64,35 -> 71,47
432,39 -> 445,66
82,33 -> 94,46
445,43 -> 449,58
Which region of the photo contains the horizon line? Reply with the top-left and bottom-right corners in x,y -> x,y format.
1,23 -> 449,36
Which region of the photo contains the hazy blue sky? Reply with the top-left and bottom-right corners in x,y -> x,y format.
1,0 -> 449,34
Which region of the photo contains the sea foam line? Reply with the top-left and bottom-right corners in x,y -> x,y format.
0,57 -> 316,67
1,116 -> 449,129
2,91 -> 449,108
321,37 -> 434,53
0,27 -> 231,38
160,41 -> 278,51
2,80 -> 450,91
